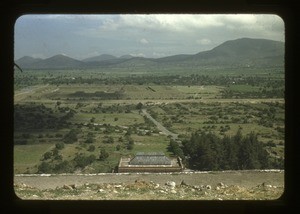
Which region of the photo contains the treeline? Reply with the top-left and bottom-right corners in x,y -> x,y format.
221,87 -> 284,99
14,104 -> 75,132
68,91 -> 123,100
42,73 -> 284,88
169,130 -> 283,171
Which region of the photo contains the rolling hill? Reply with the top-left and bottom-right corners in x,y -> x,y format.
16,38 -> 284,70
16,54 -> 86,69
15,56 -> 43,68
83,54 -> 117,62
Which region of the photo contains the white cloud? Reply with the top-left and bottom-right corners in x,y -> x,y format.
87,51 -> 100,57
152,52 -> 167,57
15,14 -> 284,59
196,38 -> 212,45
119,14 -> 224,32
31,53 -> 46,59
130,53 -> 146,57
100,18 -> 120,31
74,14 -> 284,42
140,38 -> 149,44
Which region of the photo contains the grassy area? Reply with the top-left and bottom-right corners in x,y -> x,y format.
14,144 -> 54,173
14,68 -> 285,174
228,84 -> 260,92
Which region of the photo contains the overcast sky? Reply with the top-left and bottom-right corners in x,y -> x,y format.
14,14 -> 284,60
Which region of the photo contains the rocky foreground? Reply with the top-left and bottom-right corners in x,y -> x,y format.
14,170 -> 284,200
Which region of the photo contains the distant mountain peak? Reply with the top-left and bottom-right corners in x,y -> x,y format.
16,38 -> 284,70
119,54 -> 134,59
83,54 -> 117,62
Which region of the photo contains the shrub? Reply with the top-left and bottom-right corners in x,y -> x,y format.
43,151 -> 52,160
55,133 -> 63,138
63,129 -> 78,144
85,137 -> 94,144
55,142 -> 65,150
38,161 -> 52,173
74,153 -> 96,168
99,148 -> 109,161
54,160 -> 74,173
87,145 -> 95,152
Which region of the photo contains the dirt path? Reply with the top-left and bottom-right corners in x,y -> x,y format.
14,170 -> 284,200
14,170 -> 284,190
141,109 -> 178,140
14,84 -> 51,102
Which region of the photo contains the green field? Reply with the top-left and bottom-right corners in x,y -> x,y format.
14,68 -> 285,173
14,144 -> 54,173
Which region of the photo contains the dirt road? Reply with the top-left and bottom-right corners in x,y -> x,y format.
141,109 -> 178,140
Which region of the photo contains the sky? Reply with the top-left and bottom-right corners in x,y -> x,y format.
14,14 -> 285,60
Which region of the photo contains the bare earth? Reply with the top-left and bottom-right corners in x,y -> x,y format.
14,170 -> 284,200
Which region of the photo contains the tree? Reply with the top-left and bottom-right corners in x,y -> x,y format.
74,153 -> 96,168
168,139 -> 184,159
52,148 -> 59,156
222,136 -> 239,170
38,161 -> 52,173
63,129 -> 78,144
99,148 -> 109,161
55,142 -> 65,150
127,138 -> 134,150
103,136 -> 114,144
53,160 -> 74,173
136,102 -> 143,110
43,151 -> 52,160
85,137 -> 94,144
56,101 -> 61,107
87,145 -> 95,152
182,130 -> 271,171
125,128 -> 132,136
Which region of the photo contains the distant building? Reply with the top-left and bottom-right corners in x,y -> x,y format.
118,152 -> 183,173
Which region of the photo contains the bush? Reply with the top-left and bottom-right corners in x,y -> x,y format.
127,138 -> 134,150
103,136 -> 114,144
14,139 -> 27,145
85,137 -> 94,144
127,143 -> 134,150
55,133 -> 63,138
63,129 -> 78,144
38,161 -> 52,173
168,139 -> 184,159
52,148 -> 59,156
54,154 -> 63,161
266,141 -> 276,147
43,151 -> 52,160
54,160 -> 74,173
74,154 -> 96,168
55,142 -> 65,150
99,148 -> 109,161
87,145 -> 95,152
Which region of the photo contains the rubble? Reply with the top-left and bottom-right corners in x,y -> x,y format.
13,170 -> 284,200
14,179 -> 284,200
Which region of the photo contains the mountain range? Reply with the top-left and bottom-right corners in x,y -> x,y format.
16,38 -> 284,70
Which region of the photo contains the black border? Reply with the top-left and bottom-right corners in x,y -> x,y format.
1,0 -> 299,213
